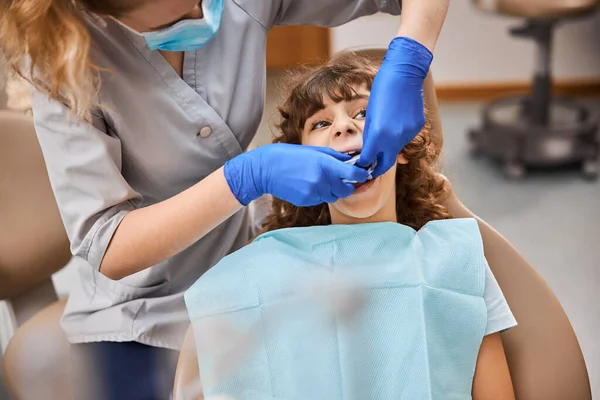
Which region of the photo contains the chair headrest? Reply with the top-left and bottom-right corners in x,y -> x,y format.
0,111 -> 71,299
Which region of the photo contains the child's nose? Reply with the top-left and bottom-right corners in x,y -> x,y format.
333,120 -> 358,138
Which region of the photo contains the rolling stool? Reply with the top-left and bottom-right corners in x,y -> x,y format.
469,0 -> 600,180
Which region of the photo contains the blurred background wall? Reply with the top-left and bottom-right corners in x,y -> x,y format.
1,1 -> 600,107
331,0 -> 600,84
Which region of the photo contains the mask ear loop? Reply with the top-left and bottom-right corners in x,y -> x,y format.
342,155 -> 377,183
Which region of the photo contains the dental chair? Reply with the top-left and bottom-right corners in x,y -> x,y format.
0,110 -> 73,399
173,48 -> 592,400
0,110 -> 70,317
469,0 -> 600,180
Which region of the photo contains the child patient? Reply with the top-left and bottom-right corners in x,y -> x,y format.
185,53 -> 517,400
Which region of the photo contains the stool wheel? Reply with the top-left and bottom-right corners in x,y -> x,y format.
581,159 -> 599,181
503,162 -> 526,181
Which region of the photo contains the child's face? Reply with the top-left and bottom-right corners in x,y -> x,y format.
300,86 -> 407,224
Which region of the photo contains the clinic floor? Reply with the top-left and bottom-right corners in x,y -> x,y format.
1,77 -> 598,399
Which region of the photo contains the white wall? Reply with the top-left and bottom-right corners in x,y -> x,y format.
330,0 -> 600,84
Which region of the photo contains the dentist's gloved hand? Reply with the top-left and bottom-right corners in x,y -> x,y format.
358,37 -> 433,178
224,143 -> 369,207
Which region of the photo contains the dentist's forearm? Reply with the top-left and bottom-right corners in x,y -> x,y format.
100,167 -> 243,280
396,0 -> 450,51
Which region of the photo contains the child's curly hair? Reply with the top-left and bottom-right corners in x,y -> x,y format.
259,52 -> 451,234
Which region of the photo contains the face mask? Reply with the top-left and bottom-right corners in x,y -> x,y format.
142,0 -> 224,52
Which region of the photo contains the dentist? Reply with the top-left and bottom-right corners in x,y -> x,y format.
0,0 -> 449,398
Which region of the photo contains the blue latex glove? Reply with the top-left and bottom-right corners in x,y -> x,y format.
224,143 -> 369,207
358,37 -> 433,178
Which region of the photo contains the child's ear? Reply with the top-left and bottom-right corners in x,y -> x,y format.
397,153 -> 409,165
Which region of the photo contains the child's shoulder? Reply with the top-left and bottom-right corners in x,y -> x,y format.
413,218 -> 487,297
417,217 -> 482,239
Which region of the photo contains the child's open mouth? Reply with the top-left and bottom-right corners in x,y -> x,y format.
353,178 -> 375,194
342,150 -> 377,189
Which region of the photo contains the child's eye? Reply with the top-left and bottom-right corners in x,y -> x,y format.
354,108 -> 367,119
311,120 -> 330,131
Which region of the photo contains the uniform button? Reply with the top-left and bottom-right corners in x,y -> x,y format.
198,126 -> 212,138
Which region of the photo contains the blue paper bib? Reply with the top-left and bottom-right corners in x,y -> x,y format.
185,218 -> 488,399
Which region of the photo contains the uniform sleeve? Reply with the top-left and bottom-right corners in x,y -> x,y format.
233,0 -> 400,30
30,89 -> 142,270
274,0 -> 401,27
483,260 -> 518,336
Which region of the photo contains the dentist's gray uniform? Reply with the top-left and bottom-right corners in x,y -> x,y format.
31,0 -> 402,350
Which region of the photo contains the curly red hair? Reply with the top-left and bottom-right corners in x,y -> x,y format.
259,52 -> 451,234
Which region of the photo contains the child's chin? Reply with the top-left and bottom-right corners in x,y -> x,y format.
333,180 -> 386,219
333,200 -> 381,220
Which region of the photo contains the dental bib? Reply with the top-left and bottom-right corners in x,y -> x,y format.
185,219 -> 488,400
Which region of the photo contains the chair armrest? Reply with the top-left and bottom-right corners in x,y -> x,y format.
442,184 -> 591,400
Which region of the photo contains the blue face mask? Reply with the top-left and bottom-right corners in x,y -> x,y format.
142,0 -> 224,52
